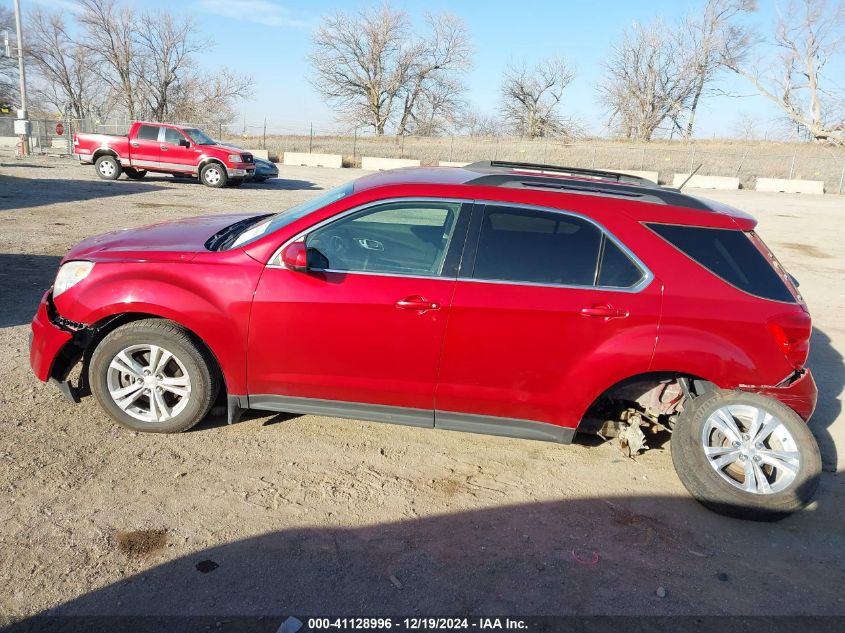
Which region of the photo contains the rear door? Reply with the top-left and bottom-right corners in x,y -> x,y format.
434,202 -> 662,438
161,127 -> 197,173
129,124 -> 162,170
247,198 -> 472,419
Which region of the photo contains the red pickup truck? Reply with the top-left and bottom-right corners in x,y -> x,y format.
73,121 -> 255,188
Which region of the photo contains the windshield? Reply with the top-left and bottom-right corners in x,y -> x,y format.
228,183 -> 354,249
183,128 -> 216,145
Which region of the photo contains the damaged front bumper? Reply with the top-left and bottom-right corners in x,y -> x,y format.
741,369 -> 818,422
29,291 -> 89,402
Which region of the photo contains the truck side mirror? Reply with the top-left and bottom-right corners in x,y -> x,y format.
179,139 -> 190,148
281,242 -> 309,272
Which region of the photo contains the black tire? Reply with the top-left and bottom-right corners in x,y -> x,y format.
200,162 -> 227,188
89,319 -> 220,433
671,390 -> 821,521
94,155 -> 122,180
124,168 -> 147,180
228,178 -> 244,187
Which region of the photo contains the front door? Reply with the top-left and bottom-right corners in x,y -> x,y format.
161,127 -> 197,173
435,203 -> 662,436
130,124 -> 162,170
247,199 -> 471,423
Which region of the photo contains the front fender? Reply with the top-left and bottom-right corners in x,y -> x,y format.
53,256 -> 262,395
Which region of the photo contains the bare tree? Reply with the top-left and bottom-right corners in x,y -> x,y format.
720,0 -> 845,143
135,12 -> 209,121
682,0 -> 757,138
460,109 -> 503,136
599,20 -> 698,141
1,7 -> 19,111
310,4 -> 471,135
499,57 -> 579,138
27,8 -> 105,118
77,0 -> 143,119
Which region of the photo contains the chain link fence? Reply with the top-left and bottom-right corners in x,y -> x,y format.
3,115 -> 844,193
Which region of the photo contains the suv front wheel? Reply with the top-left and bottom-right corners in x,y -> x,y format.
672,390 -> 821,521
200,163 -> 227,188
89,319 -> 219,433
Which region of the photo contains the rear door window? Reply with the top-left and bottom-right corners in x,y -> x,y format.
136,125 -> 161,141
647,223 -> 795,302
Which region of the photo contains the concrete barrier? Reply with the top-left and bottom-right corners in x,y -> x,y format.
608,169 -> 659,184
248,149 -> 269,160
282,152 -> 343,168
438,161 -> 471,167
361,156 -> 421,170
755,177 -> 824,195
672,173 -> 740,190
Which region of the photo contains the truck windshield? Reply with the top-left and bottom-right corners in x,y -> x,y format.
183,128 -> 215,145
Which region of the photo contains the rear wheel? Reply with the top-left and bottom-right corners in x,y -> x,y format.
95,155 -> 122,180
671,390 -> 821,521
89,319 -> 219,433
124,168 -> 147,180
200,163 -> 227,188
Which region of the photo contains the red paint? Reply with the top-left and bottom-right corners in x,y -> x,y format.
30,165 -> 818,427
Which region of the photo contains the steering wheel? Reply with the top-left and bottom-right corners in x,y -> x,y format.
310,232 -> 351,269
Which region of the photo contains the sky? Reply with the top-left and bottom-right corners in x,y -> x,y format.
6,0 -> 836,138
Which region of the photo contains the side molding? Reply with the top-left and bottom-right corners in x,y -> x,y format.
248,394 -> 433,428
436,411 -> 575,444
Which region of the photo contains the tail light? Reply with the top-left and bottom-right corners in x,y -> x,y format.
767,313 -> 811,369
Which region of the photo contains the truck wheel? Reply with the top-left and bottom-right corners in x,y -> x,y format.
200,163 -> 227,188
124,168 -> 147,180
89,319 -> 219,433
671,390 -> 821,521
95,155 -> 122,180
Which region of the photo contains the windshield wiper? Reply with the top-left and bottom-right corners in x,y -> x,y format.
205,214 -> 272,251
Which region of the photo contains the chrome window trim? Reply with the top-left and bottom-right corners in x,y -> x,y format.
265,197 -> 654,294
265,196 -> 472,274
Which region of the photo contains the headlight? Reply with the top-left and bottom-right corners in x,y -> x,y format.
54,261 -> 94,297
228,154 -> 243,163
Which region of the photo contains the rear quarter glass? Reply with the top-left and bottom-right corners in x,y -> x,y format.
646,223 -> 795,303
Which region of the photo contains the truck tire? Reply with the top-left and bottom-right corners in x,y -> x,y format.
124,168 -> 147,180
89,319 -> 220,433
671,390 -> 821,521
200,163 -> 227,188
95,155 -> 122,180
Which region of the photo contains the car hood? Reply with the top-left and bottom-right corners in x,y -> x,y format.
208,144 -> 251,156
65,213 -> 262,262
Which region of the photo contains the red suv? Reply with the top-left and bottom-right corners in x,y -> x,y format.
29,162 -> 820,520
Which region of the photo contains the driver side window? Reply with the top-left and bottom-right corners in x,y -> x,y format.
305,200 -> 461,277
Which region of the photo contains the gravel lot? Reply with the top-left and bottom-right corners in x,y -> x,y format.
0,157 -> 843,622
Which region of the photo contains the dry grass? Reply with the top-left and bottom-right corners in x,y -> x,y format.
222,133 -> 845,193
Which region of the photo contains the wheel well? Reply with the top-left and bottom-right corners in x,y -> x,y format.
199,158 -> 226,172
578,371 -> 716,435
92,148 -> 118,161
79,313 -> 225,395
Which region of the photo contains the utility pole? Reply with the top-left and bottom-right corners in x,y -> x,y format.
13,0 -> 30,156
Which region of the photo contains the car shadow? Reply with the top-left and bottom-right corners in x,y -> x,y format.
0,174 -> 163,211
4,488 -> 844,630
808,327 -> 843,472
0,253 -> 63,328
249,178 -> 322,191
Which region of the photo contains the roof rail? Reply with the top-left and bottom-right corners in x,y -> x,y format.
465,160 -> 657,188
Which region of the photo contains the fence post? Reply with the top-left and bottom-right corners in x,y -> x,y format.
838,159 -> 845,195
263,118 -> 266,150
309,122 -> 313,154
591,146 -> 596,168
494,136 -> 499,160
449,135 -> 454,162
788,153 -> 796,179
688,146 -> 696,173
352,126 -> 357,164
400,134 -> 405,159
640,147 -> 646,170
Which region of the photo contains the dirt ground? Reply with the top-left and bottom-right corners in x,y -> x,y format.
0,158 -> 843,622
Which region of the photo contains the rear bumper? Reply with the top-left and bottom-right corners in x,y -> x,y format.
30,291 -> 73,382
746,369 -> 818,422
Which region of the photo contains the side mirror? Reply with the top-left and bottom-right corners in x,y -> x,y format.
281,242 -> 308,272
179,139 -> 190,148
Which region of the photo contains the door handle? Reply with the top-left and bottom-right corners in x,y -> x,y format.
160,144 -> 168,151
580,304 -> 629,319
131,142 -> 140,148
396,295 -> 440,311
